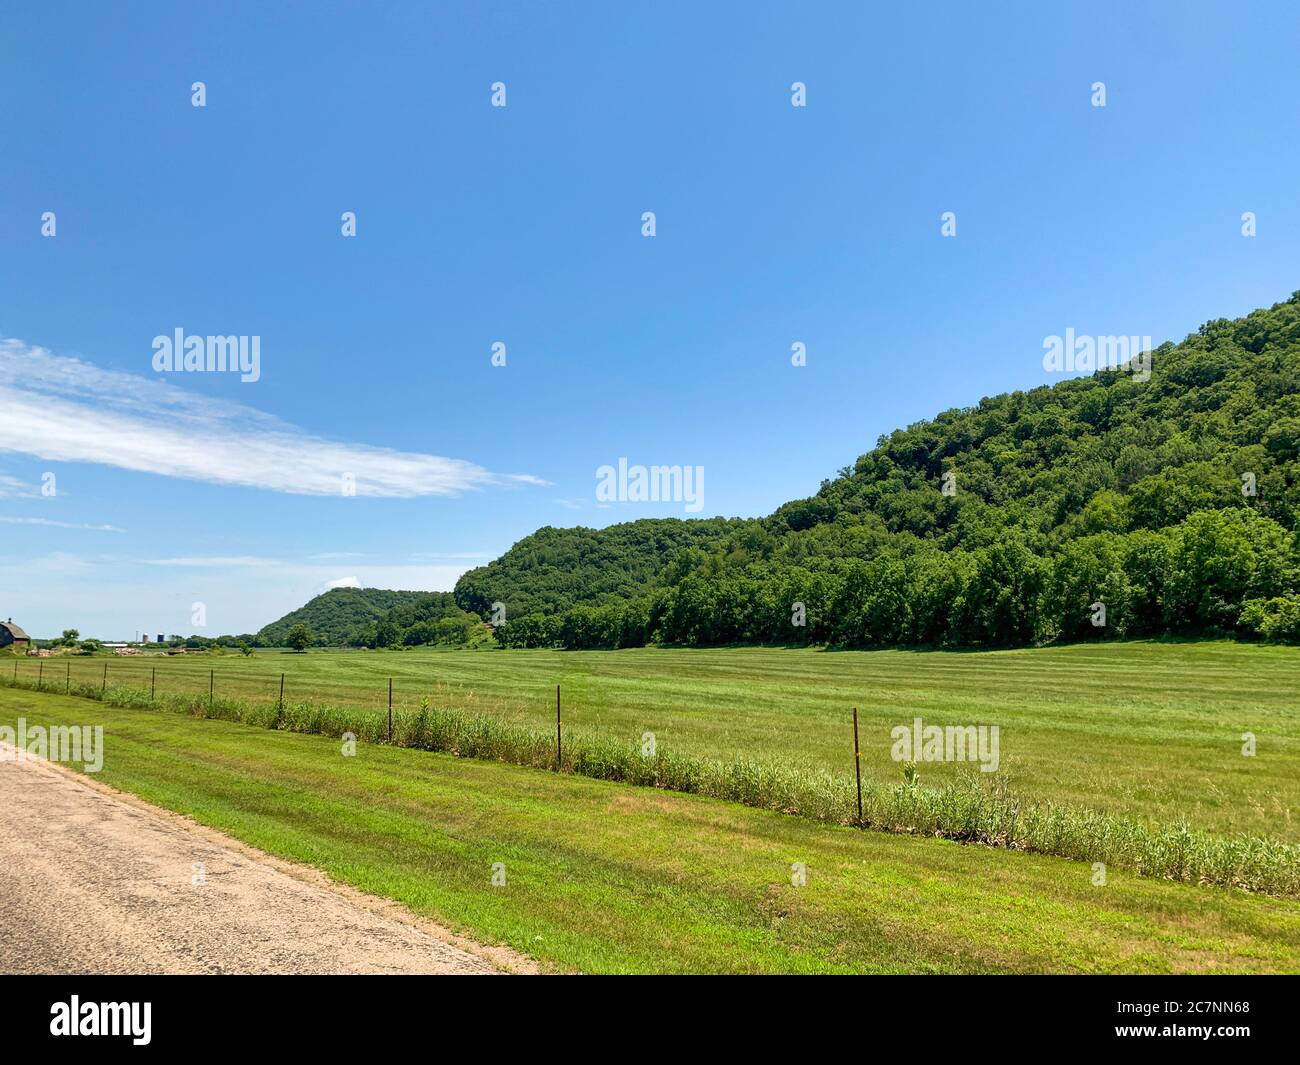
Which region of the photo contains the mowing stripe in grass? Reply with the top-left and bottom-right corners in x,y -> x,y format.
19,641 -> 1297,842
4,671 -> 1297,896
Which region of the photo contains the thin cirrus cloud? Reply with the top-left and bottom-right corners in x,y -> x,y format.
0,474 -> 36,498
0,516 -> 125,532
142,555 -> 277,567
0,338 -> 549,498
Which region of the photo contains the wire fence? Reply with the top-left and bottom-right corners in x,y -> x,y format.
7,654 -> 450,711
4,653 -> 568,763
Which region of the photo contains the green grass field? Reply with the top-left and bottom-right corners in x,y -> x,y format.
29,640 -> 1300,840
3,684 -> 1299,974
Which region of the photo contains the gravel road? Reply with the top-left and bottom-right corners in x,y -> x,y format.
0,743 -> 512,974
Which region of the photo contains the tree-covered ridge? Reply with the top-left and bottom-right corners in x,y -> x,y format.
256,587 -> 428,646
471,291 -> 1300,649
793,299 -> 1299,547
343,591 -> 490,649
454,517 -> 748,619
257,587 -> 490,649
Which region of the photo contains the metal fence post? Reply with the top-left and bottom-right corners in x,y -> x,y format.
209,669 -> 214,713
852,707 -> 863,825
388,678 -> 393,742
279,672 -> 285,711
102,662 -> 108,696
556,684 -> 562,770
151,667 -> 156,702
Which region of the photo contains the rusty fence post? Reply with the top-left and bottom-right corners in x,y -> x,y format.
852,707 -> 863,825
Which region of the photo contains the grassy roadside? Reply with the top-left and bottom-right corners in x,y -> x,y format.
3,686 -> 1299,973
31,641 -> 1300,841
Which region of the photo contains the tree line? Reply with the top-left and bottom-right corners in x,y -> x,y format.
493,507 -> 1299,648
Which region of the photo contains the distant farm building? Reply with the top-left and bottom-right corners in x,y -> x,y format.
0,620 -> 31,651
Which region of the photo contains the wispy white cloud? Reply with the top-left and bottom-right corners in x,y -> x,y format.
325,575 -> 363,589
143,555 -> 276,567
304,550 -> 491,563
0,338 -> 544,498
0,474 -> 37,498
0,516 -> 124,532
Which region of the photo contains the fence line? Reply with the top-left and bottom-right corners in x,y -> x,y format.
3,657 -> 473,711
2,655 -> 572,765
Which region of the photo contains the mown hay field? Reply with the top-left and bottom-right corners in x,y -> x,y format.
31,640 -> 1300,841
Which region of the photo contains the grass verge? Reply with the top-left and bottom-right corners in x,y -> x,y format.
4,686 -> 1300,972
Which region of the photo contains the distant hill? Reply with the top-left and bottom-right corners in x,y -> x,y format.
256,587 -> 489,649
455,291 -> 1300,648
256,588 -> 427,646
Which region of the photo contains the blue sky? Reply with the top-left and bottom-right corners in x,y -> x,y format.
2,1 -> 1298,638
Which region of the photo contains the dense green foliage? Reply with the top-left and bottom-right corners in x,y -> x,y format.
256,587 -> 428,646
468,293 -> 1300,649
227,588 -> 489,650
286,623 -> 313,652
340,590 -> 491,649
454,518 -> 747,618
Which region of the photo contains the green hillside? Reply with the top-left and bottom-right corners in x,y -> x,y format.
341,591 -> 487,649
453,517 -> 745,618
256,587 -> 428,646
457,292 -> 1300,649
257,587 -> 488,649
